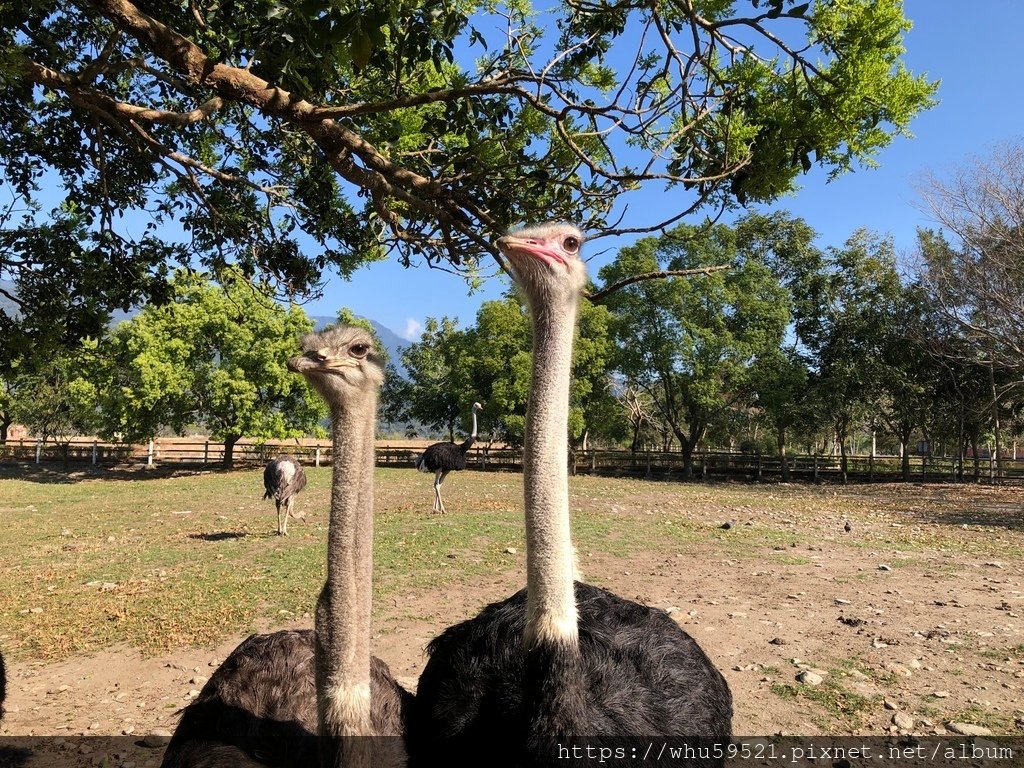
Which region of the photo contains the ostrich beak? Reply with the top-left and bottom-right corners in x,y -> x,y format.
497,235 -> 567,267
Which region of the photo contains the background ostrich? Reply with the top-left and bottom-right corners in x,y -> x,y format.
162,326 -> 411,768
411,224 -> 732,766
415,401 -> 483,513
1,648 -> 6,720
263,454 -> 308,535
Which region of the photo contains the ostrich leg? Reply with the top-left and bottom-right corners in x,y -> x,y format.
278,500 -> 287,536
434,471 -> 450,514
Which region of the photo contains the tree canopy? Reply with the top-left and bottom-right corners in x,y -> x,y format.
2,0 -> 936,319
87,268 -> 326,467
600,216 -> 792,476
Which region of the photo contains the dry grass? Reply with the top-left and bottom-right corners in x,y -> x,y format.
1,465 -> 1022,666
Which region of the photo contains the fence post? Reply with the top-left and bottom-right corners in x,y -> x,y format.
147,439 -> 154,467
203,441 -> 209,465
315,445 -> 321,468
35,438 -> 42,464
645,451 -> 652,479
813,454 -> 819,483
92,440 -> 98,466
756,453 -> 762,481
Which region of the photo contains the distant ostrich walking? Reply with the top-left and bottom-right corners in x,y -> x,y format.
263,454 -> 308,535
162,326 -> 412,768
416,401 -> 483,513
411,224 -> 733,766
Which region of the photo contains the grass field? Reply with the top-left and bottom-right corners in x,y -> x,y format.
0,465 -> 728,660
2,465 -> 1024,737
0,465 -> 1020,659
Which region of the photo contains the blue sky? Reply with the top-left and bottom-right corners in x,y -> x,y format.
303,0 -> 1024,341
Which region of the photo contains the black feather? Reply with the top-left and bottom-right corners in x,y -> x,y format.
410,582 -> 733,767
0,647 -> 6,721
161,630 -> 412,768
416,436 -> 474,473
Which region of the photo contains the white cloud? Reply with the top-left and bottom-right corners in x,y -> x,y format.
403,318 -> 423,341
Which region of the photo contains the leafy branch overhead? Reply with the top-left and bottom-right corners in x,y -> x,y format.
2,0 -> 935,297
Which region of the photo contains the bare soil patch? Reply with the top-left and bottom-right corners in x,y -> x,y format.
1,477 -> 1022,767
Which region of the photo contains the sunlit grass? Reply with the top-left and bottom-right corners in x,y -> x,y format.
1,467 -> 1022,662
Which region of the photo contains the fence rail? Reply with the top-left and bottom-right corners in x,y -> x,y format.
3,436 -> 1024,484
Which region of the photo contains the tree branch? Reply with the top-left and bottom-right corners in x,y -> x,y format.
586,264 -> 732,303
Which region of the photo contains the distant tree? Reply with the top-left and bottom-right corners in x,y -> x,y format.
915,142 -> 1024,385
874,283 -> 938,481
6,341 -> 102,466
914,141 -> 1024,474
600,220 -> 791,478
802,229 -> 906,483
462,299 -> 530,445
93,269 -> 325,468
568,301 -> 621,452
398,317 -> 475,441
748,348 -> 812,482
4,0 -> 935,305
0,373 -> 17,443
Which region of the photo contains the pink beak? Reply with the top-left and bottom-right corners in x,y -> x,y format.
497,235 -> 566,267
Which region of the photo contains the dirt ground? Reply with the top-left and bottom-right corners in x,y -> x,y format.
1,481 -> 1022,766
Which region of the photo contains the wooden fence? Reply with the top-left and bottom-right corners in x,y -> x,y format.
3,436 -> 1024,484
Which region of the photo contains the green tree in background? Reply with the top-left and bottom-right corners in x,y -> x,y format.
3,0 -> 936,306
601,219 -> 791,477
802,229 -> 906,483
396,317 -> 475,441
91,269 -> 325,468
4,342 -> 102,467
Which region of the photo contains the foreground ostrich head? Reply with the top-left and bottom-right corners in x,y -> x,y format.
497,222 -> 588,305
287,326 -> 385,404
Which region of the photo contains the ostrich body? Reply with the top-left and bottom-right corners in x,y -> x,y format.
416,402 -> 483,513
411,224 -> 732,766
162,327 -> 411,768
263,455 -> 308,536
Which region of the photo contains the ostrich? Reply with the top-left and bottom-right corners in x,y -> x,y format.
263,454 -> 308,536
162,326 -> 411,768
1,648 -> 6,720
415,401 -> 483,513
411,224 -> 733,766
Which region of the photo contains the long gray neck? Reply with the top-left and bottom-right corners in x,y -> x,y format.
523,292 -> 580,649
316,389 -> 377,760
471,408 -> 478,440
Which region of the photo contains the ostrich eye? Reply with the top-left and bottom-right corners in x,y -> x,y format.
350,342 -> 371,359
562,236 -> 580,253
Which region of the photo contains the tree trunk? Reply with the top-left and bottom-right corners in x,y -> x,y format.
839,439 -> 848,484
988,361 -> 1002,481
835,417 -> 849,484
680,439 -> 696,479
777,427 -> 790,482
970,432 -> 980,481
223,434 -> 240,469
0,416 -> 10,443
